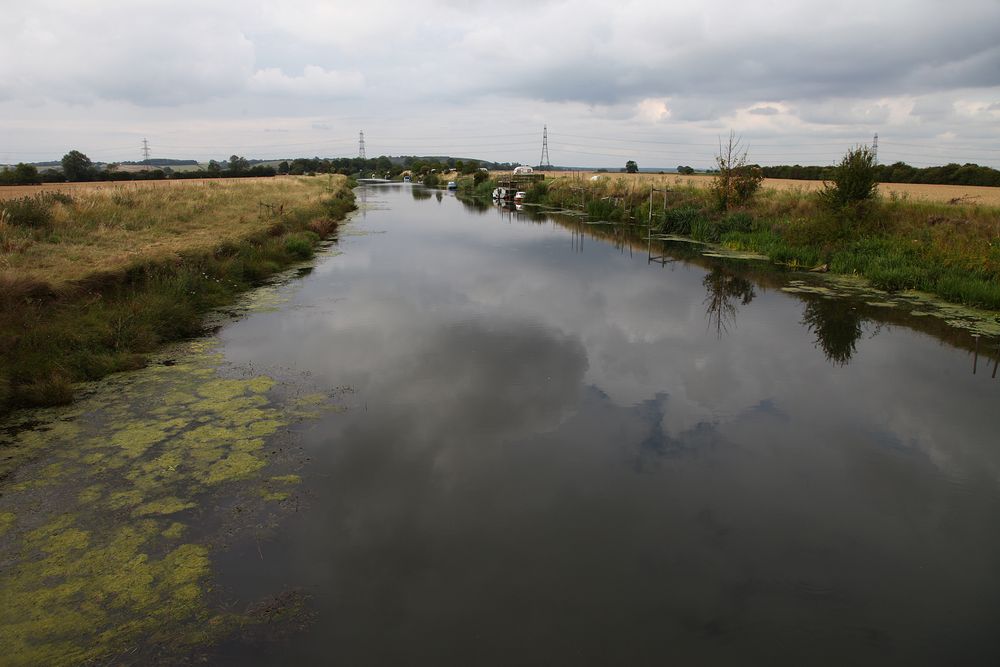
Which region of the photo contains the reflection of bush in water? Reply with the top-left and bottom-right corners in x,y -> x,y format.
411,187 -> 432,200
702,267 -> 756,337
801,298 -> 866,366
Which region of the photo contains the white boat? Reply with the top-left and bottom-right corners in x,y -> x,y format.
403,175 -> 411,183
447,181 -> 457,190
513,191 -> 526,203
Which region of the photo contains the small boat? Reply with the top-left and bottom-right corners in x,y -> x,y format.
403,175 -> 411,183
447,181 -> 457,190
513,191 -> 526,203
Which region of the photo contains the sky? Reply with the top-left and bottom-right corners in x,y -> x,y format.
1,0 -> 999,169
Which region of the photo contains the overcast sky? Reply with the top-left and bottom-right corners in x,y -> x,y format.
2,0 -> 998,168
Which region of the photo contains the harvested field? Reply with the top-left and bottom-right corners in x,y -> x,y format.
530,171 -> 1000,207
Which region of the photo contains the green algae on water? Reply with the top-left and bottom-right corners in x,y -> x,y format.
0,336 -> 342,666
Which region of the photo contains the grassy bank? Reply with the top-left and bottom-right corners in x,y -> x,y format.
461,174 -> 1000,311
0,176 -> 355,415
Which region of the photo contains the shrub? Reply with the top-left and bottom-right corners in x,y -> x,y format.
820,145 -> 879,210
711,132 -> 763,210
524,181 -> 549,203
284,233 -> 316,260
0,195 -> 54,228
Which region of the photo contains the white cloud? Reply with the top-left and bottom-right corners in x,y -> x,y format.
0,2 -> 255,106
249,66 -> 365,98
635,99 -> 672,123
1,0 -> 999,166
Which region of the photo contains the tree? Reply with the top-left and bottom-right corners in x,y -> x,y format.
625,160 -> 639,174
227,155 -> 249,174
0,163 -> 41,185
711,132 -> 762,210
61,150 -> 94,181
820,145 -> 878,210
277,161 -> 290,175
207,160 -> 221,174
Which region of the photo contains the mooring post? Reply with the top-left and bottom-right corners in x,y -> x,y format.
993,341 -> 999,379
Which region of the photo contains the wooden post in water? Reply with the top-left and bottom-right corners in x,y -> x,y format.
972,334 -> 980,374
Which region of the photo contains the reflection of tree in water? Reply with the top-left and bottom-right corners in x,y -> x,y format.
800,298 -> 867,366
411,187 -> 432,200
702,267 -> 756,338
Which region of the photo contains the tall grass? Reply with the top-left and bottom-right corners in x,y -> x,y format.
527,175 -> 1000,310
0,177 -> 355,414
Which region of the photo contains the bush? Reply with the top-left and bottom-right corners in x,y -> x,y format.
0,195 -> 55,228
423,173 -> 440,188
524,181 -> 549,203
820,146 -> 879,210
284,233 -> 317,260
711,132 -> 763,210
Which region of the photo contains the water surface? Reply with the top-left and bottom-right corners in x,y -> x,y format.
207,185 -> 999,665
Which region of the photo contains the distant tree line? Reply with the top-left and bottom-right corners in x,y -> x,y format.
760,161 -> 1000,187
0,151 -> 513,186
0,151 -> 277,185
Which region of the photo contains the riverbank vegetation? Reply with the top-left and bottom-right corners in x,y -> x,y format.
0,176 -> 355,415
460,154 -> 1000,312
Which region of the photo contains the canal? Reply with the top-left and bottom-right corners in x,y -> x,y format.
3,183 -> 999,665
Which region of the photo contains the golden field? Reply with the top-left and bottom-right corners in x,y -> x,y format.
0,175 -> 285,201
530,171 -> 1000,207
0,176 -> 347,286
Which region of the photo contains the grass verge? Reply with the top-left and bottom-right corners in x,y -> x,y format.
485,175 -> 1000,312
0,176 -> 355,415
